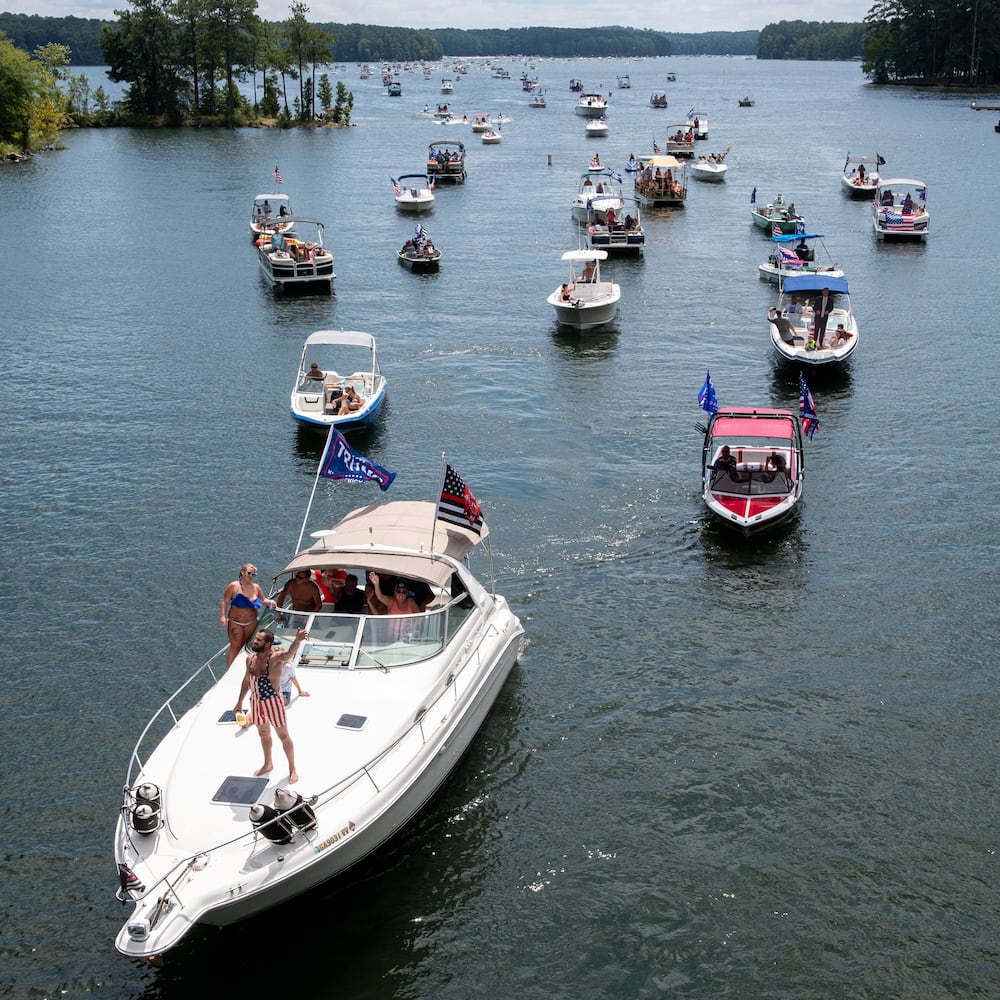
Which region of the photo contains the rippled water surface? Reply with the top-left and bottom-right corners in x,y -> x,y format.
3,55 -> 999,999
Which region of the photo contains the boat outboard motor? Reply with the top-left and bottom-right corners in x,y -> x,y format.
250,803 -> 294,845
274,787 -> 318,832
131,783 -> 162,834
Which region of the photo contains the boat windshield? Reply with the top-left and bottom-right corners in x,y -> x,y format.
708,437 -> 795,495
255,597 -> 474,669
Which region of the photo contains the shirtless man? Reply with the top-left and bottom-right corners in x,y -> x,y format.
234,628 -> 308,783
274,570 -> 323,613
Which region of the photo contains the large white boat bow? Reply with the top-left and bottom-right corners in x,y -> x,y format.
113,500 -> 524,960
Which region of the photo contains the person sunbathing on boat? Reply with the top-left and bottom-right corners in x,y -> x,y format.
337,385 -> 364,415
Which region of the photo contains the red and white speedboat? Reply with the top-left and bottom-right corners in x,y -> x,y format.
701,408 -> 804,535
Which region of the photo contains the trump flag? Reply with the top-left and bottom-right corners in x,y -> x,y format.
698,370 -> 719,415
320,429 -> 396,490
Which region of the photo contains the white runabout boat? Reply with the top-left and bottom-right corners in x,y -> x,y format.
289,330 -> 387,430
690,148 -> 730,183
841,152 -> 882,198
113,500 -> 524,961
392,174 -> 435,212
547,249 -> 620,331
767,273 -> 858,368
585,116 -> 609,137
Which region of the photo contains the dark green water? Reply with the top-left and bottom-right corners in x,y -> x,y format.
2,56 -> 998,999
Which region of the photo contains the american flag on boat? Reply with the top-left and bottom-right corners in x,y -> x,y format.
773,223 -> 782,237
885,211 -> 914,231
653,139 -> 662,154
798,372 -> 820,440
778,247 -> 803,266
273,165 -> 283,184
413,224 -> 429,246
390,177 -> 400,195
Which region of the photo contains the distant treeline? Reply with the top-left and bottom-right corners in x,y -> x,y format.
0,13 -> 108,63
0,13 -> 765,64
758,20 -> 865,61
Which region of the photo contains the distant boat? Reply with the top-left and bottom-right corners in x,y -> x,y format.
738,96 -> 754,107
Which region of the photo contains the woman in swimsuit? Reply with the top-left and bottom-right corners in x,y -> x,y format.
219,563 -> 275,667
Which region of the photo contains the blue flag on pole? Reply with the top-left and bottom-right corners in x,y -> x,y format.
698,370 -> 718,415
798,372 -> 819,439
751,186 -> 757,204
320,429 -> 396,490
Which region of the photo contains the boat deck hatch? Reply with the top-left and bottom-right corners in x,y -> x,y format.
336,714 -> 368,731
211,776 -> 269,805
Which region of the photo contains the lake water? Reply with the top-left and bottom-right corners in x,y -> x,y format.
3,55 -> 999,999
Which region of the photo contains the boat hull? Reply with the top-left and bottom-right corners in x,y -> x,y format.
751,211 -> 801,234
290,388 -> 385,429
551,301 -> 619,330
259,252 -> 335,291
114,636 -> 521,957
398,249 -> 441,272
841,176 -> 878,198
758,262 -> 845,285
588,228 -> 644,254
575,96 -> 608,117
691,163 -> 727,183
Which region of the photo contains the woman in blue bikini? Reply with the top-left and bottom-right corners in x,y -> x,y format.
219,564 -> 276,667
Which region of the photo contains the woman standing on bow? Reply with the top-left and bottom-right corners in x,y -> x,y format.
220,563 -> 276,667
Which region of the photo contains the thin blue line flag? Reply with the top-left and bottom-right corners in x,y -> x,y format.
320,429 -> 396,490
698,370 -> 719,415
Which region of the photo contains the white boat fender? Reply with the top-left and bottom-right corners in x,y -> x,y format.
250,803 -> 295,845
274,787 -> 318,832
131,783 -> 162,834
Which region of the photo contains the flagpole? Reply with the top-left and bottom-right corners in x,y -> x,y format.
296,424 -> 335,553
429,451 -> 446,552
